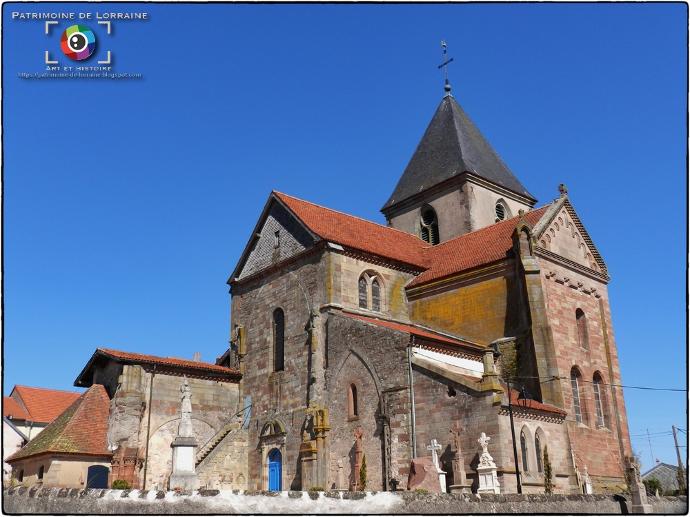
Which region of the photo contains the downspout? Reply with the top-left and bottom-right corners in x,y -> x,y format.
407,337 -> 417,458
142,364 -> 156,490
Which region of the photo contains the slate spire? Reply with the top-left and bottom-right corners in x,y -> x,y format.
382,95 -> 536,211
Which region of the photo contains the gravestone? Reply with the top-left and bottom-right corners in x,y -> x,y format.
426,439 -> 447,492
448,425 -> 471,494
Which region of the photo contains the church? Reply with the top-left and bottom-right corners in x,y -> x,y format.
9,80 -> 634,496
225,82 -> 633,493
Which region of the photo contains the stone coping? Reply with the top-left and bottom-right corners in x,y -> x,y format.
5,486 -> 689,502
3,487 -> 687,515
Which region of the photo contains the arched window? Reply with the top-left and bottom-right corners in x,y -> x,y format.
535,430 -> 544,474
520,429 -> 530,473
570,368 -> 583,424
593,372 -> 608,428
37,465 -> 44,480
357,272 -> 384,312
420,205 -> 439,245
358,276 -> 368,309
273,308 -> 285,372
348,384 -> 358,418
371,278 -> 381,312
576,309 -> 589,350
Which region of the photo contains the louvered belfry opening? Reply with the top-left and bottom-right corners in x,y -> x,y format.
420,205 -> 439,245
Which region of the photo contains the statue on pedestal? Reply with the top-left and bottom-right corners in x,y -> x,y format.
169,377 -> 199,491
476,432 -> 500,494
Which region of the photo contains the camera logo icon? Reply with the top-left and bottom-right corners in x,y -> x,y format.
60,25 -> 96,61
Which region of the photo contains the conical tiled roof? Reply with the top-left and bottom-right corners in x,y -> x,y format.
6,384 -> 111,462
383,95 -> 535,211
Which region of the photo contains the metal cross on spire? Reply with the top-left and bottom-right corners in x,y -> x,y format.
438,40 -> 454,96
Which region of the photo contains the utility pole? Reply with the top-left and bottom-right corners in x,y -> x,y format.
646,428 -> 656,466
672,425 -> 686,494
507,379 -> 523,494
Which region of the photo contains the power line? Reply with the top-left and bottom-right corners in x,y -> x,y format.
509,375 -> 686,392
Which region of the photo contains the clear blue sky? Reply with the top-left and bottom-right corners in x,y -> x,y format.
3,3 -> 686,471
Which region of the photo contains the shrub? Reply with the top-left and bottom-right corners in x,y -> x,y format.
308,486 -> 325,492
359,454 -> 367,490
111,479 -> 130,490
543,445 -> 553,495
643,477 -> 662,496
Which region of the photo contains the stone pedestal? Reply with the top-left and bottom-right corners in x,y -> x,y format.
438,470 -> 447,493
169,436 -> 199,490
630,480 -> 652,513
476,464 -> 500,494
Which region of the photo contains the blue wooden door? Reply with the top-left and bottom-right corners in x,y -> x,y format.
268,449 -> 282,491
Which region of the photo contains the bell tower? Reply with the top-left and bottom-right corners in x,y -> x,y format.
382,44 -> 536,243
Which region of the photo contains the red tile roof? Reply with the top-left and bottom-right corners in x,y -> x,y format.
97,348 -> 241,377
408,206 -> 551,287
275,192 -> 429,268
10,386 -> 82,424
3,396 -> 30,420
508,389 -> 567,416
340,312 -> 482,350
7,384 -> 112,462
273,191 -> 552,288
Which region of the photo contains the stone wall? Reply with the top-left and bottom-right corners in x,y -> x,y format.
497,408 -> 575,494
411,364 -> 498,490
91,361 -> 241,490
4,487 -> 686,515
539,257 -> 631,489
327,253 -> 415,322
325,312 -> 412,491
232,252 -> 328,490
197,427 -> 248,491
142,373 -> 240,490
408,263 -> 521,346
237,201 -> 314,281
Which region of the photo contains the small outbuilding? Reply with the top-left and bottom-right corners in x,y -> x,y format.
641,462 -> 683,495
6,384 -> 112,488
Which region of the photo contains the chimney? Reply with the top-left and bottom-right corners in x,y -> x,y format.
192,352 -> 201,362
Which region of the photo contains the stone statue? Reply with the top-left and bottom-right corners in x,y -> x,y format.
178,376 -> 193,438
169,376 -> 199,490
478,432 -> 494,467
352,427 -> 364,491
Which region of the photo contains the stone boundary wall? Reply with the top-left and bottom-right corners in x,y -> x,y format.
3,487 -> 687,515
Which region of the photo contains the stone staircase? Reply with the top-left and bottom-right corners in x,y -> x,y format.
195,422 -> 239,467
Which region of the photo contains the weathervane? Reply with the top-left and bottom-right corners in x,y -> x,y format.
438,40 -> 454,96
